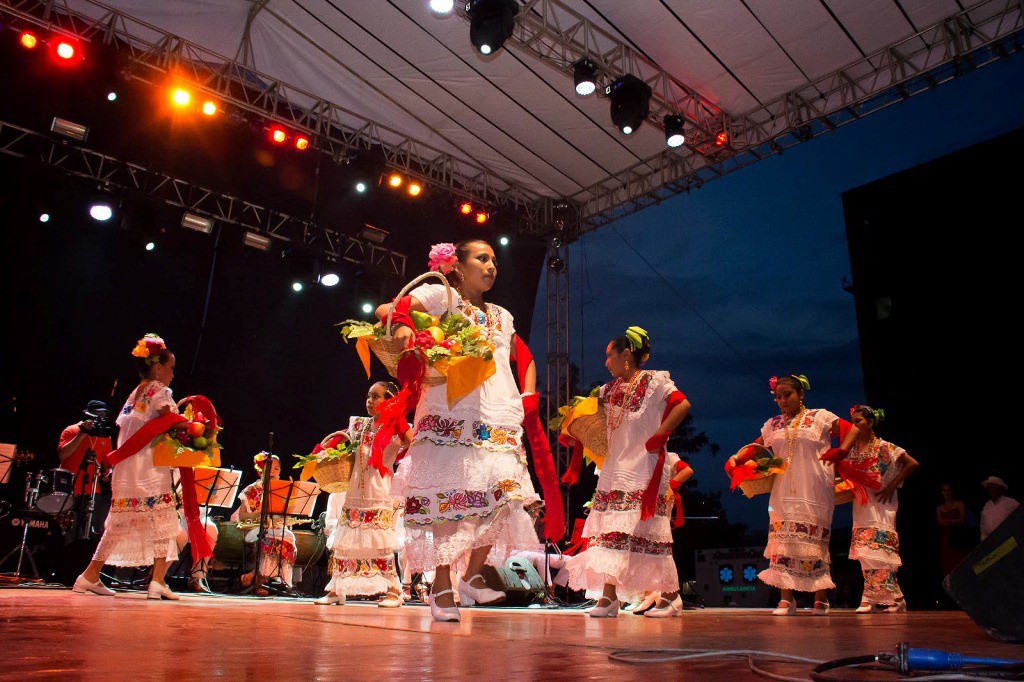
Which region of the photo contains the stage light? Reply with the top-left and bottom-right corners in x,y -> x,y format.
107,92 -> 118,102
292,281 -> 303,292
89,203 -> 114,222
145,242 -> 156,251
551,235 -> 563,248
475,211 -> 489,224
387,173 -> 403,188
181,212 -> 214,234
51,117 -> 88,141
19,32 -> 39,49
547,255 -> 565,272
359,223 -> 389,244
320,272 -> 340,287
459,202 -> 473,215
664,114 -> 685,148
430,0 -> 455,14
573,58 -> 597,97
467,0 -> 519,56
243,231 -> 271,250
54,40 -> 76,60
269,126 -> 288,144
715,131 -> 729,147
499,236 -> 509,246
294,135 -> 310,151
408,182 -> 422,197
355,182 -> 367,193
607,74 -> 652,136
201,100 -> 217,116
39,213 -> 50,223
171,88 -> 191,107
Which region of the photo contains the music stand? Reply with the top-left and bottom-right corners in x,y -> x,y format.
0,443 -> 14,485
254,480 -> 319,597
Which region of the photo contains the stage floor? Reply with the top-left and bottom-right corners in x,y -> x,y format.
1,588 -> 1018,681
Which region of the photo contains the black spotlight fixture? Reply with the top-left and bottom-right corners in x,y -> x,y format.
573,58 -> 598,96
547,255 -> 565,272
664,114 -> 685,148
606,74 -> 652,135
467,0 -> 519,56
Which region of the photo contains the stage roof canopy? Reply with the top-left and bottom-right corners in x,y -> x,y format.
16,0 -> 1024,230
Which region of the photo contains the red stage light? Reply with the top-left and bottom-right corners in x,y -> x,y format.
294,135 -> 310,151
715,131 -> 729,147
459,202 -> 473,215
20,32 -> 39,50
55,41 -> 76,60
201,100 -> 218,116
269,127 -> 288,144
171,88 -> 192,107
475,212 -> 489,224
387,173 -> 403,188
408,182 -> 422,197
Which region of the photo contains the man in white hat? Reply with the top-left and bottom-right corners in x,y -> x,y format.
979,476 -> 1019,541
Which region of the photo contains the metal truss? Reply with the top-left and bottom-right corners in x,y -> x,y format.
457,0 -> 727,148
0,0 -> 542,213
0,118 -> 408,276
573,0 -> 1024,231
543,205 -> 573,520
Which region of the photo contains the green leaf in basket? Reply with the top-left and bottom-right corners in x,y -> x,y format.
337,319 -> 377,342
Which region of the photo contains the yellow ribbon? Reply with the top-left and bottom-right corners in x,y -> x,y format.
299,459 -> 316,482
438,355 -> 496,409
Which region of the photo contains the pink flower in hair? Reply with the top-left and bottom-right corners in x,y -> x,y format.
428,243 -> 458,274
768,376 -> 779,392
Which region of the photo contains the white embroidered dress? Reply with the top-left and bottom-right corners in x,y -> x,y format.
92,380 -> 180,566
758,408 -> 839,592
566,370 -> 681,601
324,416 -> 402,596
394,283 -> 538,570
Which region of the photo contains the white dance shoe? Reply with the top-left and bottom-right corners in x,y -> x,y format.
378,592 -> 403,608
854,602 -> 875,614
771,599 -> 796,616
147,581 -> 180,601
72,575 -> 115,596
587,598 -> 619,618
430,588 -> 461,622
314,592 -> 346,605
458,574 -> 506,606
644,595 -> 683,618
884,600 -> 907,613
812,600 -> 830,616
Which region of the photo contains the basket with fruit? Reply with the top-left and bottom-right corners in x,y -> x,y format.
152,395 -> 222,468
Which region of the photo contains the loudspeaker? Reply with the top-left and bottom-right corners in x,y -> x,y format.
944,506 -> 1024,641
480,557 -> 545,606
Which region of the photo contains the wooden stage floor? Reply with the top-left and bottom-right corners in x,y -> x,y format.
1,588 -> 1019,681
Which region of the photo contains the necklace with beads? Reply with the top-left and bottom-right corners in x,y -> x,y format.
460,298 -> 498,340
607,370 -> 647,432
782,407 -> 806,494
357,417 -> 375,495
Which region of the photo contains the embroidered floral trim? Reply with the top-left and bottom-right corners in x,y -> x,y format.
591,489 -> 671,516
344,507 -> 395,529
852,526 -> 900,555
768,409 -> 820,434
414,415 -> 521,449
588,531 -> 673,556
110,493 -> 175,512
847,440 -> 901,480
604,372 -> 653,413
333,555 -> 396,578
259,537 -> 296,564
769,554 -> 829,577
769,519 -> 831,542
404,479 -> 522,525
862,568 -> 903,603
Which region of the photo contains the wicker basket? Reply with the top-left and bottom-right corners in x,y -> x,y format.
739,474 -> 775,499
565,405 -> 608,460
313,454 -> 354,494
370,271 -> 455,387
835,489 -> 854,505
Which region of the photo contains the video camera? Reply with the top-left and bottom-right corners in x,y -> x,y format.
82,400 -> 115,438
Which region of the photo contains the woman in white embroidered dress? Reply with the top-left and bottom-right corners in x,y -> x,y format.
315,381 -> 409,607
729,374 -> 859,615
74,333 -> 182,600
566,329 -> 691,618
233,453 -> 297,589
377,239 -> 539,622
848,405 -> 918,613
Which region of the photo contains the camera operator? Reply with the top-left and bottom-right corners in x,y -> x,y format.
57,400 -> 114,495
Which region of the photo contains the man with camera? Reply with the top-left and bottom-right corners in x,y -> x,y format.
57,400 -> 114,497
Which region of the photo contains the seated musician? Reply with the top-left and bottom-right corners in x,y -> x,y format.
231,452 -> 296,589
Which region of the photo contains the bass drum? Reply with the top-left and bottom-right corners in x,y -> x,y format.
293,529 -> 326,566
35,469 -> 75,515
211,522 -> 325,566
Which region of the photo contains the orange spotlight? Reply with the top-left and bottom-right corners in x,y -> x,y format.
19,32 -> 39,49
269,126 -> 288,144
459,202 -> 473,215
294,135 -> 310,151
55,40 -> 76,60
408,182 -> 422,197
475,212 -> 489,224
714,131 -> 729,147
171,88 -> 192,107
201,100 -> 217,116
387,173 -> 403,188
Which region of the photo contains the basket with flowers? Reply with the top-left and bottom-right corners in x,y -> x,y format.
549,387 -> 607,465
726,443 -> 786,498
834,477 -> 855,505
294,436 -> 355,493
152,395 -> 222,468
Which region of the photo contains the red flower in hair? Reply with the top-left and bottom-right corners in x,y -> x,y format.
768,376 -> 779,392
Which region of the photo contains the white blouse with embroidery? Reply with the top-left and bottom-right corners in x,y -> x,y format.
760,408 -> 839,526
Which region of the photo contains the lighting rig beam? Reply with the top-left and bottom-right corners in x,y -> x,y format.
0,118 -> 408,277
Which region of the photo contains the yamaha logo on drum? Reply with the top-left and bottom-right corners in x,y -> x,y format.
11,517 -> 49,529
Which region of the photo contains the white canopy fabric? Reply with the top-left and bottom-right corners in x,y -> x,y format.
61,0 -> 998,214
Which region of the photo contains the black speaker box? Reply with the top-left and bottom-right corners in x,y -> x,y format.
944,506 -> 1024,641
